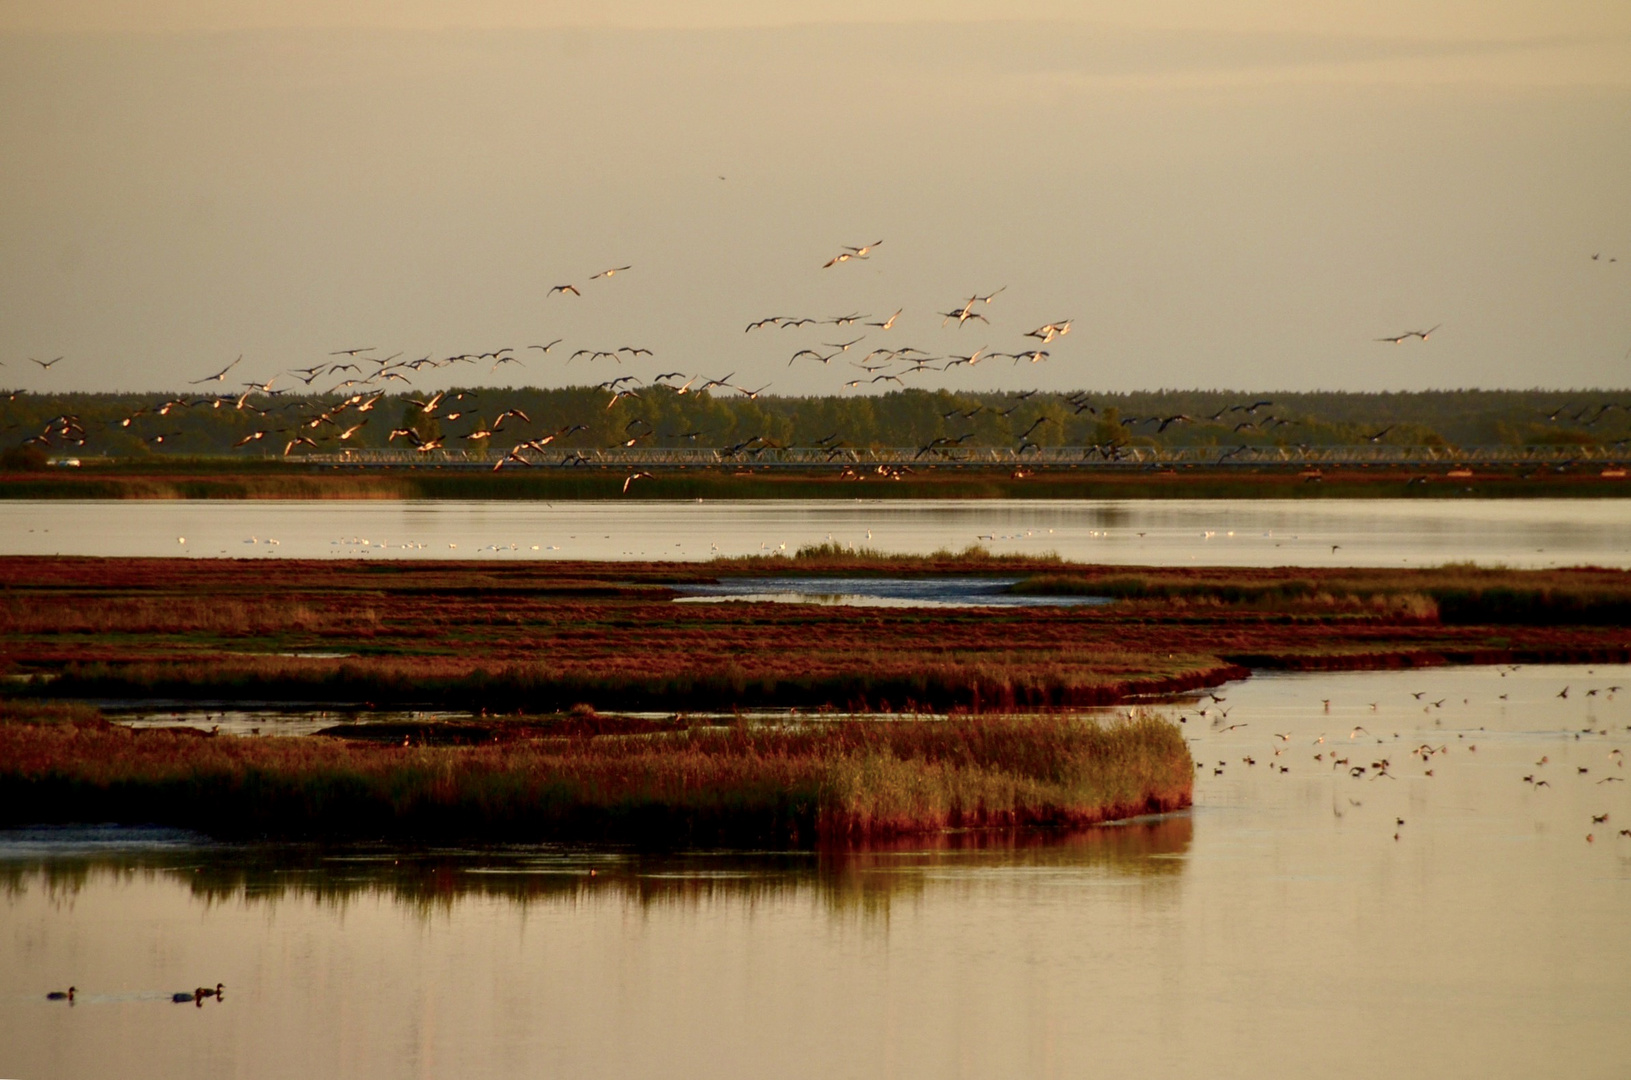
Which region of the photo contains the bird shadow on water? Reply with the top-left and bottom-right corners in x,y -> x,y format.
0,816 -> 1190,918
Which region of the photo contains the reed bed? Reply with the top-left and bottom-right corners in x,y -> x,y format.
42,649 -> 1242,711
3,557 -> 1627,713
0,705 -> 1192,845
1011,566 -> 1631,624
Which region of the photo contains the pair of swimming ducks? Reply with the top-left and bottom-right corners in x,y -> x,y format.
174,983 -> 226,1006
45,983 -> 225,1005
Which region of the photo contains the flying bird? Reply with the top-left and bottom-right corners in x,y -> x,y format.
1377,325 -> 1439,344
591,266 -> 632,279
189,356 -> 243,384
1024,320 -> 1072,343
823,241 -> 881,268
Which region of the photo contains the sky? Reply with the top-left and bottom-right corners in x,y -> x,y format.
1,1 -> 1628,396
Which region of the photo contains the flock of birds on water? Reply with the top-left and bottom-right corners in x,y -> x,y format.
1187,670 -> 1629,845
8,244 -> 1627,475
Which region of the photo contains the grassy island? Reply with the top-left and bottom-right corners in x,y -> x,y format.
0,704 -> 1191,845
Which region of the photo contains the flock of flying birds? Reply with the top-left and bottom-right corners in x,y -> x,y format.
5,243 -> 1626,468
6,245 -> 1086,467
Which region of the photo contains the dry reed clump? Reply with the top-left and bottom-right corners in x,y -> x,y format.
713,542 -> 1064,570
0,708 -> 1192,846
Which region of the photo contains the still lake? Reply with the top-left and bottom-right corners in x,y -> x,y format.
3,664 -> 1628,1079
2,497 -> 1629,566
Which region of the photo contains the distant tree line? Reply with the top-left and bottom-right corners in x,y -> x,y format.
3,386 -> 1628,461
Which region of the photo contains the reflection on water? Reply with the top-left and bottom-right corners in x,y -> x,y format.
3,498 -> 1628,567
672,576 -> 1110,608
3,666 -> 1630,1079
106,707 -> 477,738
0,819 -> 1188,915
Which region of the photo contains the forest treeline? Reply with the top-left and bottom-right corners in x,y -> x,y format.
4,386 -> 1628,462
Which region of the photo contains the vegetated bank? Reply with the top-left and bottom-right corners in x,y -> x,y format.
3,458 -> 1629,500
3,553 -> 1627,713
0,702 -> 1192,846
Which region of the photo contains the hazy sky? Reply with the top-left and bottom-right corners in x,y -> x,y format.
2,1 -> 1628,395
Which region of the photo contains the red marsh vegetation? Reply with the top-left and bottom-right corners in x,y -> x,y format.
0,555 -> 1627,711
0,703 -> 1192,845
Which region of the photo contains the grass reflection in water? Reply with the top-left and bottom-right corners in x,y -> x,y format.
0,816 -> 1190,918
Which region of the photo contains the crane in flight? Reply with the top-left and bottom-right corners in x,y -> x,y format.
189,356 -> 243,384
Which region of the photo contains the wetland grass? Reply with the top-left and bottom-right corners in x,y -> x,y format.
1008,565 -> 1631,624
0,704 -> 1192,845
3,557 -> 1627,712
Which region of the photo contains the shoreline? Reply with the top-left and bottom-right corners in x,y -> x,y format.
4,462 -> 1630,500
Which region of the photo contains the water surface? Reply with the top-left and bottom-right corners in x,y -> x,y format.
672,576 -> 1110,607
3,665 -> 1628,1078
3,498 -> 1628,567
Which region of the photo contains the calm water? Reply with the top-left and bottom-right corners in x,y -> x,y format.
2,498 -> 1629,566
3,665 -> 1628,1079
672,576 -> 1111,607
